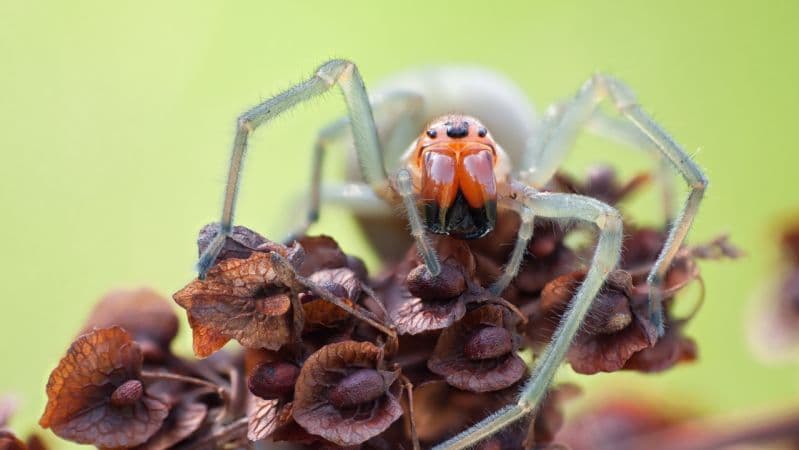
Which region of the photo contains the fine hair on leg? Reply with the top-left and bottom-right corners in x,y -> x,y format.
196,60 -> 387,278
433,181 -> 623,450
519,74 -> 706,335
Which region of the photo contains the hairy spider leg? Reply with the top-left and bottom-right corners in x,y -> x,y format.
434,181 -> 623,450
488,202 -> 535,295
397,168 -> 442,276
197,59 -> 389,278
521,74 -> 707,335
288,91 -> 424,239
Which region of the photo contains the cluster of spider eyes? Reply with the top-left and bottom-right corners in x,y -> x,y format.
26,166 -> 740,450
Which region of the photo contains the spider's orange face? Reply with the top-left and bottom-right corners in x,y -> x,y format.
413,115 -> 498,239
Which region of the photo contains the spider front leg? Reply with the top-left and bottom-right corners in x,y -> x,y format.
489,202 -> 534,295
522,74 -> 707,335
288,91 -> 424,240
434,181 -> 623,450
197,59 -> 388,278
396,169 -> 442,276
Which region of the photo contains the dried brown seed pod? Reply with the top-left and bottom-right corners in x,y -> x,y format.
383,237 -> 493,335
248,361 -> 301,400
244,349 -> 296,441
623,324 -> 697,372
406,263 -> 466,300
81,288 -> 179,363
197,223 -> 272,262
428,304 -> 526,392
39,327 -> 169,448
464,326 -> 514,360
173,250 -> 297,357
529,271 -> 655,374
135,401 -> 208,450
295,235 -> 351,276
0,431 -> 27,450
411,380 -> 519,445
111,379 -> 145,407
300,267 -> 363,331
293,341 -> 403,446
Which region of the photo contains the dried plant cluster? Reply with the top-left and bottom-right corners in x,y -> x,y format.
28,166 -> 742,450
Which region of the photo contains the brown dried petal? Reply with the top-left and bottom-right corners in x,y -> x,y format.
624,325 -> 697,372
0,431 -> 27,450
428,305 -> 525,392
39,327 -> 169,448
301,268 -> 362,330
567,321 -> 654,374
293,341 -> 403,446
248,396 -> 279,441
197,223 -> 269,261
386,285 -> 467,335
412,380 -> 519,445
384,238 -> 483,335
247,395 -> 293,441
173,252 -> 295,357
532,272 -> 655,374
82,288 -> 179,362
295,235 -> 349,276
134,401 -> 208,450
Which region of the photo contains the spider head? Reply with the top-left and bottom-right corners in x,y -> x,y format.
413,115 -> 498,240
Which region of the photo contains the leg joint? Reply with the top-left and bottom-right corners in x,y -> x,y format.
316,59 -> 354,86
692,172 -> 709,191
236,116 -> 254,134
596,207 -> 623,232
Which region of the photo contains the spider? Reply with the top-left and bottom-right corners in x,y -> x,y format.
195,60 -> 707,449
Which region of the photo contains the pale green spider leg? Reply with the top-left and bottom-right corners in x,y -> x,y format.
197,60 -> 440,279
433,181 -> 623,450
521,74 -> 707,335
488,201 -> 535,296
288,91 -> 424,239
586,108 -> 677,222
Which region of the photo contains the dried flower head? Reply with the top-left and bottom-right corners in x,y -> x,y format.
411,380 -> 519,445
197,224 -> 271,262
300,268 -> 363,332
81,288 -> 179,362
292,341 -> 403,446
39,327 -> 169,448
383,237 -> 495,335
135,401 -> 208,450
173,249 -> 300,357
529,271 -> 656,374
428,305 -> 526,392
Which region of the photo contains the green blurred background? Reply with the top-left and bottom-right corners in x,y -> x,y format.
1,0 -> 797,445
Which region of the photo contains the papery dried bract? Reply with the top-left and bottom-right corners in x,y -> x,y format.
428,305 -> 526,392
135,401 -> 208,450
530,271 -> 655,374
384,237 -> 487,335
39,327 -> 169,448
173,251 -> 297,357
301,268 -> 362,330
293,341 -> 402,446
82,288 -> 178,362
